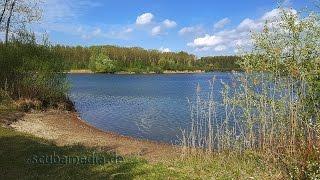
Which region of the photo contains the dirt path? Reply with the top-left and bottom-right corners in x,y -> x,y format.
10,110 -> 181,162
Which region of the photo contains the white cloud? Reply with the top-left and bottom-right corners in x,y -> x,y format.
159,47 -> 171,52
282,0 -> 292,6
261,8 -> 297,22
124,28 -> 133,33
41,3 -> 177,40
237,18 -> 262,31
179,27 -> 194,35
214,18 -> 230,29
262,9 -> 280,21
195,46 -> 211,52
42,0 -> 75,23
136,13 -> 154,25
187,34 -> 222,47
214,45 -> 227,52
35,0 -> 136,41
92,28 -> 102,36
150,19 -> 176,36
77,0 -> 102,8
187,8 -> 297,54
178,26 -> 203,36
162,19 -> 177,28
34,0 -> 108,42
151,26 -> 162,36
42,0 -> 102,23
135,13 -> 176,36
73,26 -> 134,40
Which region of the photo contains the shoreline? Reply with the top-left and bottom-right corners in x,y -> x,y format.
68,69 -> 206,74
9,109 -> 180,162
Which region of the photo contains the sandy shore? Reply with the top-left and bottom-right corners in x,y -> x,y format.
68,69 -> 94,74
68,69 -> 205,74
162,70 -> 204,74
9,110 -> 180,162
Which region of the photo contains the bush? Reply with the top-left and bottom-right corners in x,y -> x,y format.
0,30 -> 70,109
89,53 -> 117,73
182,7 -> 320,179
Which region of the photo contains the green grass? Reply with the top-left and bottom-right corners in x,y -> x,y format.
167,152 -> 284,179
0,126 -> 149,179
0,126 -> 283,179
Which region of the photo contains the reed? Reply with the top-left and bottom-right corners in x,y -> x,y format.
181,72 -> 319,177
181,7 -> 320,178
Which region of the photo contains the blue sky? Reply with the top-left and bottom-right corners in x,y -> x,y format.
35,0 -> 311,57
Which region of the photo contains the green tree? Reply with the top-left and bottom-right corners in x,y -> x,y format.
158,57 -> 176,70
236,7 -> 320,178
240,8 -> 319,119
89,53 -> 117,73
0,29 -> 70,108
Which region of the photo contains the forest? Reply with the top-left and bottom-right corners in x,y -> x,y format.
52,45 -> 241,73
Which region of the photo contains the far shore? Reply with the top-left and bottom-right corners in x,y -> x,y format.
68,69 -> 94,74
68,69 -> 206,74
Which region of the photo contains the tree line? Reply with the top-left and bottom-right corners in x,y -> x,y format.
197,56 -> 241,71
52,45 -> 241,73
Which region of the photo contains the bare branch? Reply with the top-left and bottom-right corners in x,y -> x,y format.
0,0 -> 8,25
5,0 -> 15,44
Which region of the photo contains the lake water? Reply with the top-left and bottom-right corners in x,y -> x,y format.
68,73 -> 232,144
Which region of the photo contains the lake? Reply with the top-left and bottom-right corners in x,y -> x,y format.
68,73 -> 232,144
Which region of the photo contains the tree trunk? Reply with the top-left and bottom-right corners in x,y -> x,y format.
0,0 -> 8,25
5,0 -> 15,44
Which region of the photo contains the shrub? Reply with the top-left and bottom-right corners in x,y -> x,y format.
89,53 -> 117,73
182,7 -> 320,179
0,30 -> 70,109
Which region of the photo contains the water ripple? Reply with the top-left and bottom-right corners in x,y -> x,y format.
68,73 -> 231,143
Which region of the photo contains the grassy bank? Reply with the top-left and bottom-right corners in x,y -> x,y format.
0,125 -> 145,179
0,125 -> 283,179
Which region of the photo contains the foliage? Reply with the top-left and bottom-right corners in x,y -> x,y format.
196,56 -> 242,71
240,9 -> 320,117
182,7 -> 320,179
52,44 -> 241,73
158,56 -> 176,70
0,30 -> 70,109
89,52 -> 117,73
52,45 -> 91,69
